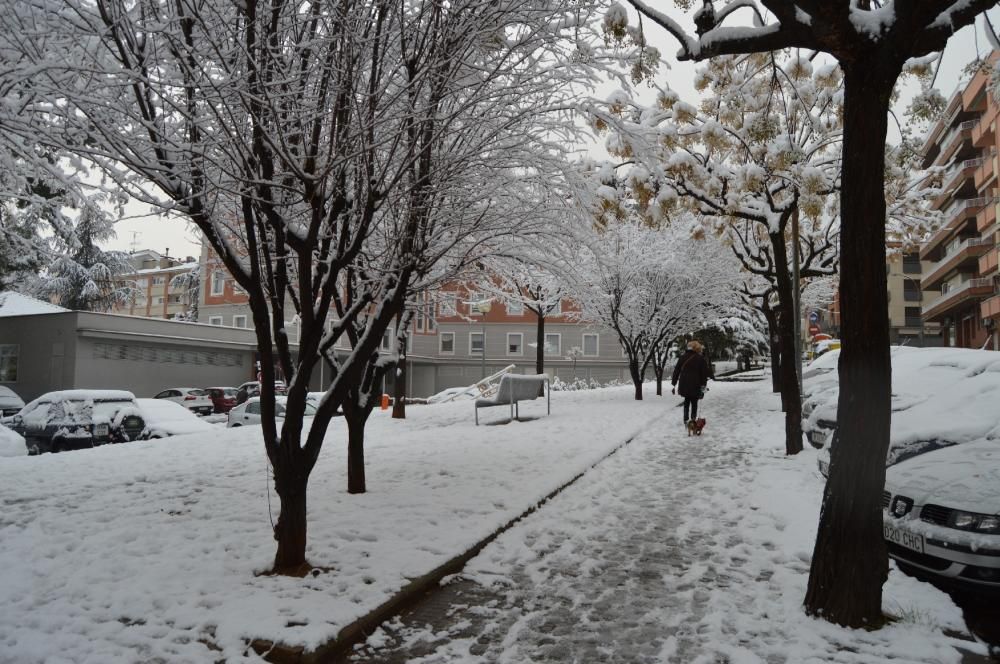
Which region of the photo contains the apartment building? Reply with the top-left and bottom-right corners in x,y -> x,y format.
113,250 -> 199,320
196,245 -> 631,397
919,53 -> 1000,350
886,251 -> 941,346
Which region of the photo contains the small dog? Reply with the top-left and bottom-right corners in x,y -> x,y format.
686,418 -> 707,436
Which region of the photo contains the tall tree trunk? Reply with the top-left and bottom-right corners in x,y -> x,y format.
272,465 -> 308,573
805,60 -> 897,629
763,306 -> 781,394
654,362 -> 664,396
771,230 -> 803,456
536,312 -> 545,397
346,412 -> 367,494
392,356 -> 406,419
629,357 -> 643,400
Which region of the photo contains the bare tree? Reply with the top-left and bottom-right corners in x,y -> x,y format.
610,0 -> 993,628
11,0 -> 611,574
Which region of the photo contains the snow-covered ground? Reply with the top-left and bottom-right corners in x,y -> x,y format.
0,379 -> 986,662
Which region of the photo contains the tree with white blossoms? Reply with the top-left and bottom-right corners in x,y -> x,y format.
604,0 -> 992,628
170,264 -> 201,322
570,215 -> 738,401
7,0 -> 617,574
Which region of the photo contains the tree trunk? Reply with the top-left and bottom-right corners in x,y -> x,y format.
392,355 -> 406,419
629,358 -> 643,400
654,364 -> 664,396
272,469 -> 308,573
771,230 -> 803,456
536,312 -> 545,397
763,307 -> 781,394
346,413 -> 366,494
804,60 -> 898,629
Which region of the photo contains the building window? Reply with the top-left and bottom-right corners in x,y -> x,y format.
381,332 -> 393,351
154,296 -> 164,305
136,278 -> 149,289
583,333 -> 599,356
904,307 -> 922,328
902,254 -> 921,275
468,292 -> 490,315
903,280 -> 921,302
440,332 -> 455,354
507,333 -> 523,356
506,300 -> 524,316
0,345 -> 18,382
544,333 -> 561,356
470,332 -> 485,355
439,293 -> 458,317
152,276 -> 166,285
208,316 -> 223,326
211,271 -> 225,296
233,315 -> 247,328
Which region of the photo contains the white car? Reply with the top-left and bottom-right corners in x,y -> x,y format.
227,396 -> 316,428
135,399 -> 217,438
0,385 -> 25,418
882,439 -> 1000,593
153,388 -> 214,416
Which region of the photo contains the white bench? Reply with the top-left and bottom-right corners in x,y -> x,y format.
474,373 -> 550,425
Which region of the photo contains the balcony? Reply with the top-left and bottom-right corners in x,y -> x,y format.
978,200 -> 997,233
923,278 -> 996,321
921,197 -> 990,259
972,112 -> 996,149
921,236 -> 995,290
974,150 -> 996,189
933,158 -> 982,208
935,120 -> 978,167
981,247 -> 999,276
982,293 -> 1000,321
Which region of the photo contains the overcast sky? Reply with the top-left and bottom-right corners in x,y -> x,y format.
103,6 -> 1000,259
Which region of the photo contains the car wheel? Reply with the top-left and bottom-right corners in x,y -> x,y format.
230,423 -> 241,427
51,437 -> 66,454
26,438 -> 43,456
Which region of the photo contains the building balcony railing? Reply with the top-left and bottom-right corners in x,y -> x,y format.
936,120 -> 978,166
933,158 -> 983,208
921,197 -> 992,260
923,278 -> 996,321
922,236 -> 995,290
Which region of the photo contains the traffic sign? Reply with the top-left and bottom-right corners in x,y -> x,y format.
808,324 -> 821,336
808,311 -> 820,323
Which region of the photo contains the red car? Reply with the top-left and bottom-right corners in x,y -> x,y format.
203,387 -> 239,414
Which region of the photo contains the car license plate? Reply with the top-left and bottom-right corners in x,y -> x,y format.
94,424 -> 109,437
883,523 -> 924,553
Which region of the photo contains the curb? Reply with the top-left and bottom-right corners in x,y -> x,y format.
250,414 -> 665,663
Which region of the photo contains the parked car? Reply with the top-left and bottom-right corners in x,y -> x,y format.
805,347 -> 1000,477
235,381 -> 288,405
882,438 -> 1000,593
152,388 -> 214,415
227,396 -> 315,428
202,387 -> 239,414
135,399 -> 217,438
0,385 -> 24,418
7,390 -> 146,455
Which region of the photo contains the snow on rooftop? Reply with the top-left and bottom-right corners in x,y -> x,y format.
0,291 -> 69,317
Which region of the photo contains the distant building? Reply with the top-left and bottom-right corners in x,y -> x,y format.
195,244 -> 631,397
112,250 -> 199,320
886,250 -> 942,347
919,52 -> 1000,350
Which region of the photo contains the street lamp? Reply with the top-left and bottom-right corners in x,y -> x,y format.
473,299 -> 492,378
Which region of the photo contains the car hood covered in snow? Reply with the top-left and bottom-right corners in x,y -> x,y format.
136,399 -> 215,437
886,438 -> 1000,514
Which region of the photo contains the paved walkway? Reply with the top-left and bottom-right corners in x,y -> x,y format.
349,396 -> 755,663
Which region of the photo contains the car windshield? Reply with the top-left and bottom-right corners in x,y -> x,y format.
223,388 -> 238,397
187,389 -> 206,396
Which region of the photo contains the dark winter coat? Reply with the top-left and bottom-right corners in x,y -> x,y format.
671,350 -> 710,399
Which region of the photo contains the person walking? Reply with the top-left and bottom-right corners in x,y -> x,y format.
671,340 -> 710,426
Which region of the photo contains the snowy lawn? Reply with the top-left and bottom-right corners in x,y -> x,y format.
0,385 -> 665,662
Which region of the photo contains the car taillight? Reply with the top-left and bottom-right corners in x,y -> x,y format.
184,395 -> 196,400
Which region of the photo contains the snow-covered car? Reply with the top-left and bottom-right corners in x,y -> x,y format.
806,347 -> 1000,476
882,438 -> 1000,593
235,381 -> 288,405
0,421 -> 26,457
135,399 -> 217,438
227,396 -> 315,428
0,385 -> 25,418
6,390 -> 147,455
153,388 -> 214,415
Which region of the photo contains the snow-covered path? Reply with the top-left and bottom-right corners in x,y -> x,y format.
352,381 -> 985,664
